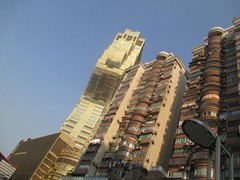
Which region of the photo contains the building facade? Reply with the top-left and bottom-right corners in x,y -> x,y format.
59,29 -> 145,157
8,133 -> 77,180
168,17 -> 240,179
0,152 -> 16,180
71,52 -> 188,180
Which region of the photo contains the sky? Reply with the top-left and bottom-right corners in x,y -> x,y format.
0,0 -> 239,157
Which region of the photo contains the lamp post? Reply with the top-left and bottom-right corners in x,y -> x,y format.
182,118 -> 233,180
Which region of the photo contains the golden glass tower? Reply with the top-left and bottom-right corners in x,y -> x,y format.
60,29 -> 145,154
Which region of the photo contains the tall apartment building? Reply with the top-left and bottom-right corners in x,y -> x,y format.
168,17 -> 240,179
70,52 -> 187,180
7,29 -> 145,180
60,29 -> 145,156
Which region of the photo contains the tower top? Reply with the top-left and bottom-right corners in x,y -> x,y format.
208,27 -> 224,38
232,16 -> 240,26
156,51 -> 170,59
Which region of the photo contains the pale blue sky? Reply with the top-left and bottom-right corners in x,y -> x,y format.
0,0 -> 239,156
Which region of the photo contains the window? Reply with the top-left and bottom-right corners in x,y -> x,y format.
98,125 -> 109,130
83,125 -> 92,131
133,150 -> 146,157
233,155 -> 240,165
117,150 -> 131,157
168,171 -> 184,178
227,78 -> 238,84
121,141 -> 134,149
175,138 -> 193,144
141,126 -> 154,132
79,131 -> 89,137
173,148 -> 188,154
227,93 -> 239,99
228,120 -> 240,127
202,111 -> 217,117
116,131 -> 123,136
145,120 -> 156,124
139,133 -> 152,139
136,40 -> 143,46
227,131 -> 239,137
176,128 -> 183,135
113,138 -> 122,143
228,110 -> 240,116
128,126 -> 140,132
110,146 -> 118,151
194,168 -> 207,175
190,71 -> 202,77
227,59 -> 237,64
77,136 -> 86,142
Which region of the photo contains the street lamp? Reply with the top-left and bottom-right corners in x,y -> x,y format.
182,118 -> 234,180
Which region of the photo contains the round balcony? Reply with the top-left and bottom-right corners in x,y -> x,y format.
201,94 -> 220,104
208,26 -> 224,38
119,141 -> 135,152
146,81 -> 156,87
204,75 -> 221,83
126,125 -> 140,136
155,60 -> 165,66
132,115 -> 145,123
116,149 -> 132,159
150,68 -> 161,74
138,97 -> 151,104
205,61 -> 222,69
137,101 -> 149,107
134,109 -> 147,117
200,103 -> 219,113
204,68 -> 221,77
207,53 -> 221,61
201,85 -> 221,96
126,129 -> 140,137
192,151 -> 208,161
145,86 -> 155,92
148,76 -> 159,82
154,64 -> 164,69
149,71 -> 160,77
123,134 -> 138,143
129,121 -> 142,127
208,37 -> 222,45
156,51 -> 169,60
207,44 -> 221,51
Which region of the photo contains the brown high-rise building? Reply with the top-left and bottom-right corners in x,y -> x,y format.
8,133 -> 76,180
70,52 -> 188,179
168,17 -> 240,179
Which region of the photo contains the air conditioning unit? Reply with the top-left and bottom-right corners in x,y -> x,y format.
179,166 -> 185,170
185,166 -> 191,171
117,120 -> 122,123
